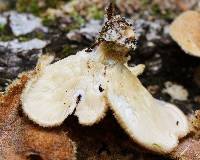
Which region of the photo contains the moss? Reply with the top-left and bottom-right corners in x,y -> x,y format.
42,10 -> 85,32
71,11 -> 85,27
161,9 -> 176,20
18,31 -> 46,42
42,15 -> 56,27
18,36 -> 31,42
16,0 -> 62,16
0,35 -> 14,41
16,0 -> 41,15
0,24 -> 14,41
34,31 -> 46,39
151,4 -> 175,20
62,45 -> 77,57
63,0 -> 104,20
45,0 -> 58,8
87,5 -> 104,20
60,11 -> 85,32
0,29 -> 14,41
141,0 -> 150,6
0,24 -> 6,33
18,35 -> 35,42
151,4 -> 161,16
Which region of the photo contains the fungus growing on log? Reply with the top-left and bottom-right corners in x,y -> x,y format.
21,3 -> 189,154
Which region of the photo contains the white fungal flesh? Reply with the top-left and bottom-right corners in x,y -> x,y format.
125,64 -> 145,76
22,51 -> 107,126
169,11 -> 200,57
22,77 -> 78,127
106,64 -> 189,153
74,76 -> 108,125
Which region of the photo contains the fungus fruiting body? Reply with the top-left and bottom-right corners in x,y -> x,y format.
169,11 -> 200,57
0,74 -> 76,160
21,4 -> 189,154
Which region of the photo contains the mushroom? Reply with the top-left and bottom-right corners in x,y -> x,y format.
0,73 -> 76,160
169,10 -> 200,57
22,52 -> 108,126
21,3 -> 189,154
106,64 -> 188,153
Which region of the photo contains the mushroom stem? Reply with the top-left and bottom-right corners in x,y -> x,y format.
91,3 -> 136,63
97,42 -> 130,64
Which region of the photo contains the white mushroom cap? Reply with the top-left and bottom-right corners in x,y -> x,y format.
169,11 -> 200,57
22,51 -> 108,127
74,75 -> 108,125
106,64 -> 189,153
